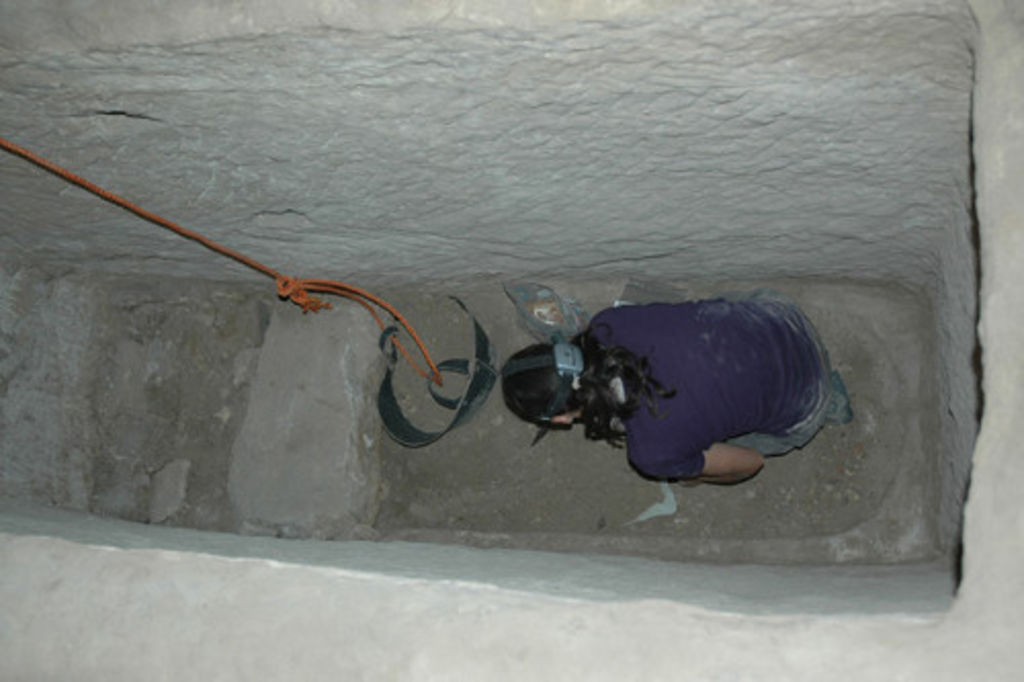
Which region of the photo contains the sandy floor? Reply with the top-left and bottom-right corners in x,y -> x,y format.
2,270 -> 942,565
373,277 -> 940,564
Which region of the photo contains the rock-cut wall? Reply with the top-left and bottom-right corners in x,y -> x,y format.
3,0 -> 1023,680
0,0 -> 979,550
1,0 -> 973,286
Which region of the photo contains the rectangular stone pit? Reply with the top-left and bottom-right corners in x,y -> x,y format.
371,277 -> 960,570
2,0 -> 1021,679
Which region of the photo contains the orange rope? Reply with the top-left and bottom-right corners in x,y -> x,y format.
0,135 -> 443,386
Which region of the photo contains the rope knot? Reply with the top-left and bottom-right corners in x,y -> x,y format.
276,275 -> 331,313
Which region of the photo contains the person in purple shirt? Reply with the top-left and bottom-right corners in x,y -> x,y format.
500,290 -> 853,484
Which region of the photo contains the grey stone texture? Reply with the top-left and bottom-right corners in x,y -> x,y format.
228,301 -> 382,540
0,269 -> 269,530
0,0 -> 978,550
1,0 -> 1022,680
0,1 -> 974,289
148,458 -> 191,523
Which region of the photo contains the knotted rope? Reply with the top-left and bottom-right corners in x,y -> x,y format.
0,135 -> 443,385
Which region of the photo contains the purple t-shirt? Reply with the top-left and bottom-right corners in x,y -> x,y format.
589,298 -> 824,479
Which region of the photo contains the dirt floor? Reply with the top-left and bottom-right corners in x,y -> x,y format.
1,269 -> 942,565
371,277 -> 941,564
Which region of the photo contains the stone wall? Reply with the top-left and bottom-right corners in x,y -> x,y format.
1,0 -> 1021,679
0,0 -> 979,546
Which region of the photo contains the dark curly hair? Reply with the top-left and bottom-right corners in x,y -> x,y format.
501,325 -> 675,447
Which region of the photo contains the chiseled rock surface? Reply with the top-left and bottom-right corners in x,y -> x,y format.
3,1 -> 1023,679
148,458 -> 191,523
0,0 -> 980,556
228,302 -> 382,540
0,1 -> 972,289
0,266 -> 270,530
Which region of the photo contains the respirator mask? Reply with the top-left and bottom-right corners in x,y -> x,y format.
501,340 -> 584,421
